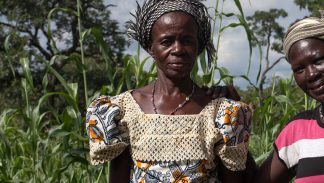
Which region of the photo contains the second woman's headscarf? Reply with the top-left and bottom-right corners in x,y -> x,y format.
283,16 -> 324,59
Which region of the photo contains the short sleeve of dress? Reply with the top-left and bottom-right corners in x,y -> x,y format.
214,99 -> 252,171
273,120 -> 298,169
86,95 -> 129,165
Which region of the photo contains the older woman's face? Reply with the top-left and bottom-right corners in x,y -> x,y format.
288,38 -> 324,103
149,11 -> 198,80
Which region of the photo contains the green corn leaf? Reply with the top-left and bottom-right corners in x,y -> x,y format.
190,60 -> 199,81
202,73 -> 212,84
199,51 -> 207,73
90,27 -> 113,82
47,8 -> 77,50
220,22 -> 242,33
47,66 -> 73,98
218,67 -> 233,85
20,58 -> 34,90
49,128 -> 71,138
68,83 -> 78,101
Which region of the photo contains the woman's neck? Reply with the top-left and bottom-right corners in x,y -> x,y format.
155,75 -> 194,96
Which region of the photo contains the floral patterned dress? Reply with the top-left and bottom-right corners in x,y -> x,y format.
86,91 -> 251,182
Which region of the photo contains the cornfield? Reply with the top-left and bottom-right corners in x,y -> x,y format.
0,0 -> 318,182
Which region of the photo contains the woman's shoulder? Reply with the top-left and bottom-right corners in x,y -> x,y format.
210,98 -> 252,142
213,98 -> 252,120
129,84 -> 154,113
198,97 -> 251,121
274,108 -> 320,151
289,107 -> 318,122
131,84 -> 152,100
88,91 -> 132,107
208,97 -> 251,112
277,108 -> 320,140
279,107 -> 319,132
86,93 -> 130,165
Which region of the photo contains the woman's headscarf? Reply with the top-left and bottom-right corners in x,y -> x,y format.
283,16 -> 324,59
127,0 -> 215,67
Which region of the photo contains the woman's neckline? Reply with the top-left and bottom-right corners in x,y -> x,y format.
316,105 -> 324,128
127,90 -> 218,116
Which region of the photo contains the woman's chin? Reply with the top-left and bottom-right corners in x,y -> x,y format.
309,92 -> 324,103
164,70 -> 190,79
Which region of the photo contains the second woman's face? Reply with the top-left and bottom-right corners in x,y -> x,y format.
149,11 -> 199,80
288,38 -> 324,103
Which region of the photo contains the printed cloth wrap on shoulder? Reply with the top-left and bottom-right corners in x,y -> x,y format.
86,91 -> 252,171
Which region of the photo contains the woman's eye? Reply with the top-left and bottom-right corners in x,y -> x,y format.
293,67 -> 304,74
161,39 -> 172,46
314,59 -> 324,65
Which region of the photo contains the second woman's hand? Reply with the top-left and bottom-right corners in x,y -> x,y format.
204,85 -> 241,101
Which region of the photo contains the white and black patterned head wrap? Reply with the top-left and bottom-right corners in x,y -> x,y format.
283,16 -> 324,59
127,0 -> 215,67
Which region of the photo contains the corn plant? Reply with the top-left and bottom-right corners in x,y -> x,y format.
190,0 -> 259,88
0,57 -> 86,182
0,0 -> 317,182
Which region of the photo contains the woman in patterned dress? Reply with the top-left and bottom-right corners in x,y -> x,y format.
86,0 -> 253,182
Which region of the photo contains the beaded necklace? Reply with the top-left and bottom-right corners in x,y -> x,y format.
151,79 -> 195,115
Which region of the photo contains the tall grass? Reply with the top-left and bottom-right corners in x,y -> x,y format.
0,57 -> 89,182
0,1 -> 158,181
191,0 -> 259,87
0,0 -> 316,182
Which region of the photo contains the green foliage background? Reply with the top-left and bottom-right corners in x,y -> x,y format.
0,0 -> 321,182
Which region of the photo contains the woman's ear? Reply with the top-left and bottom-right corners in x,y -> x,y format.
148,44 -> 154,56
148,44 -> 155,60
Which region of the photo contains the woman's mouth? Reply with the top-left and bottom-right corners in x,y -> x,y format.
168,62 -> 186,69
309,83 -> 324,95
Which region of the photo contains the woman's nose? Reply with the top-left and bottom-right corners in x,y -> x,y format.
306,65 -> 320,81
170,41 -> 183,55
